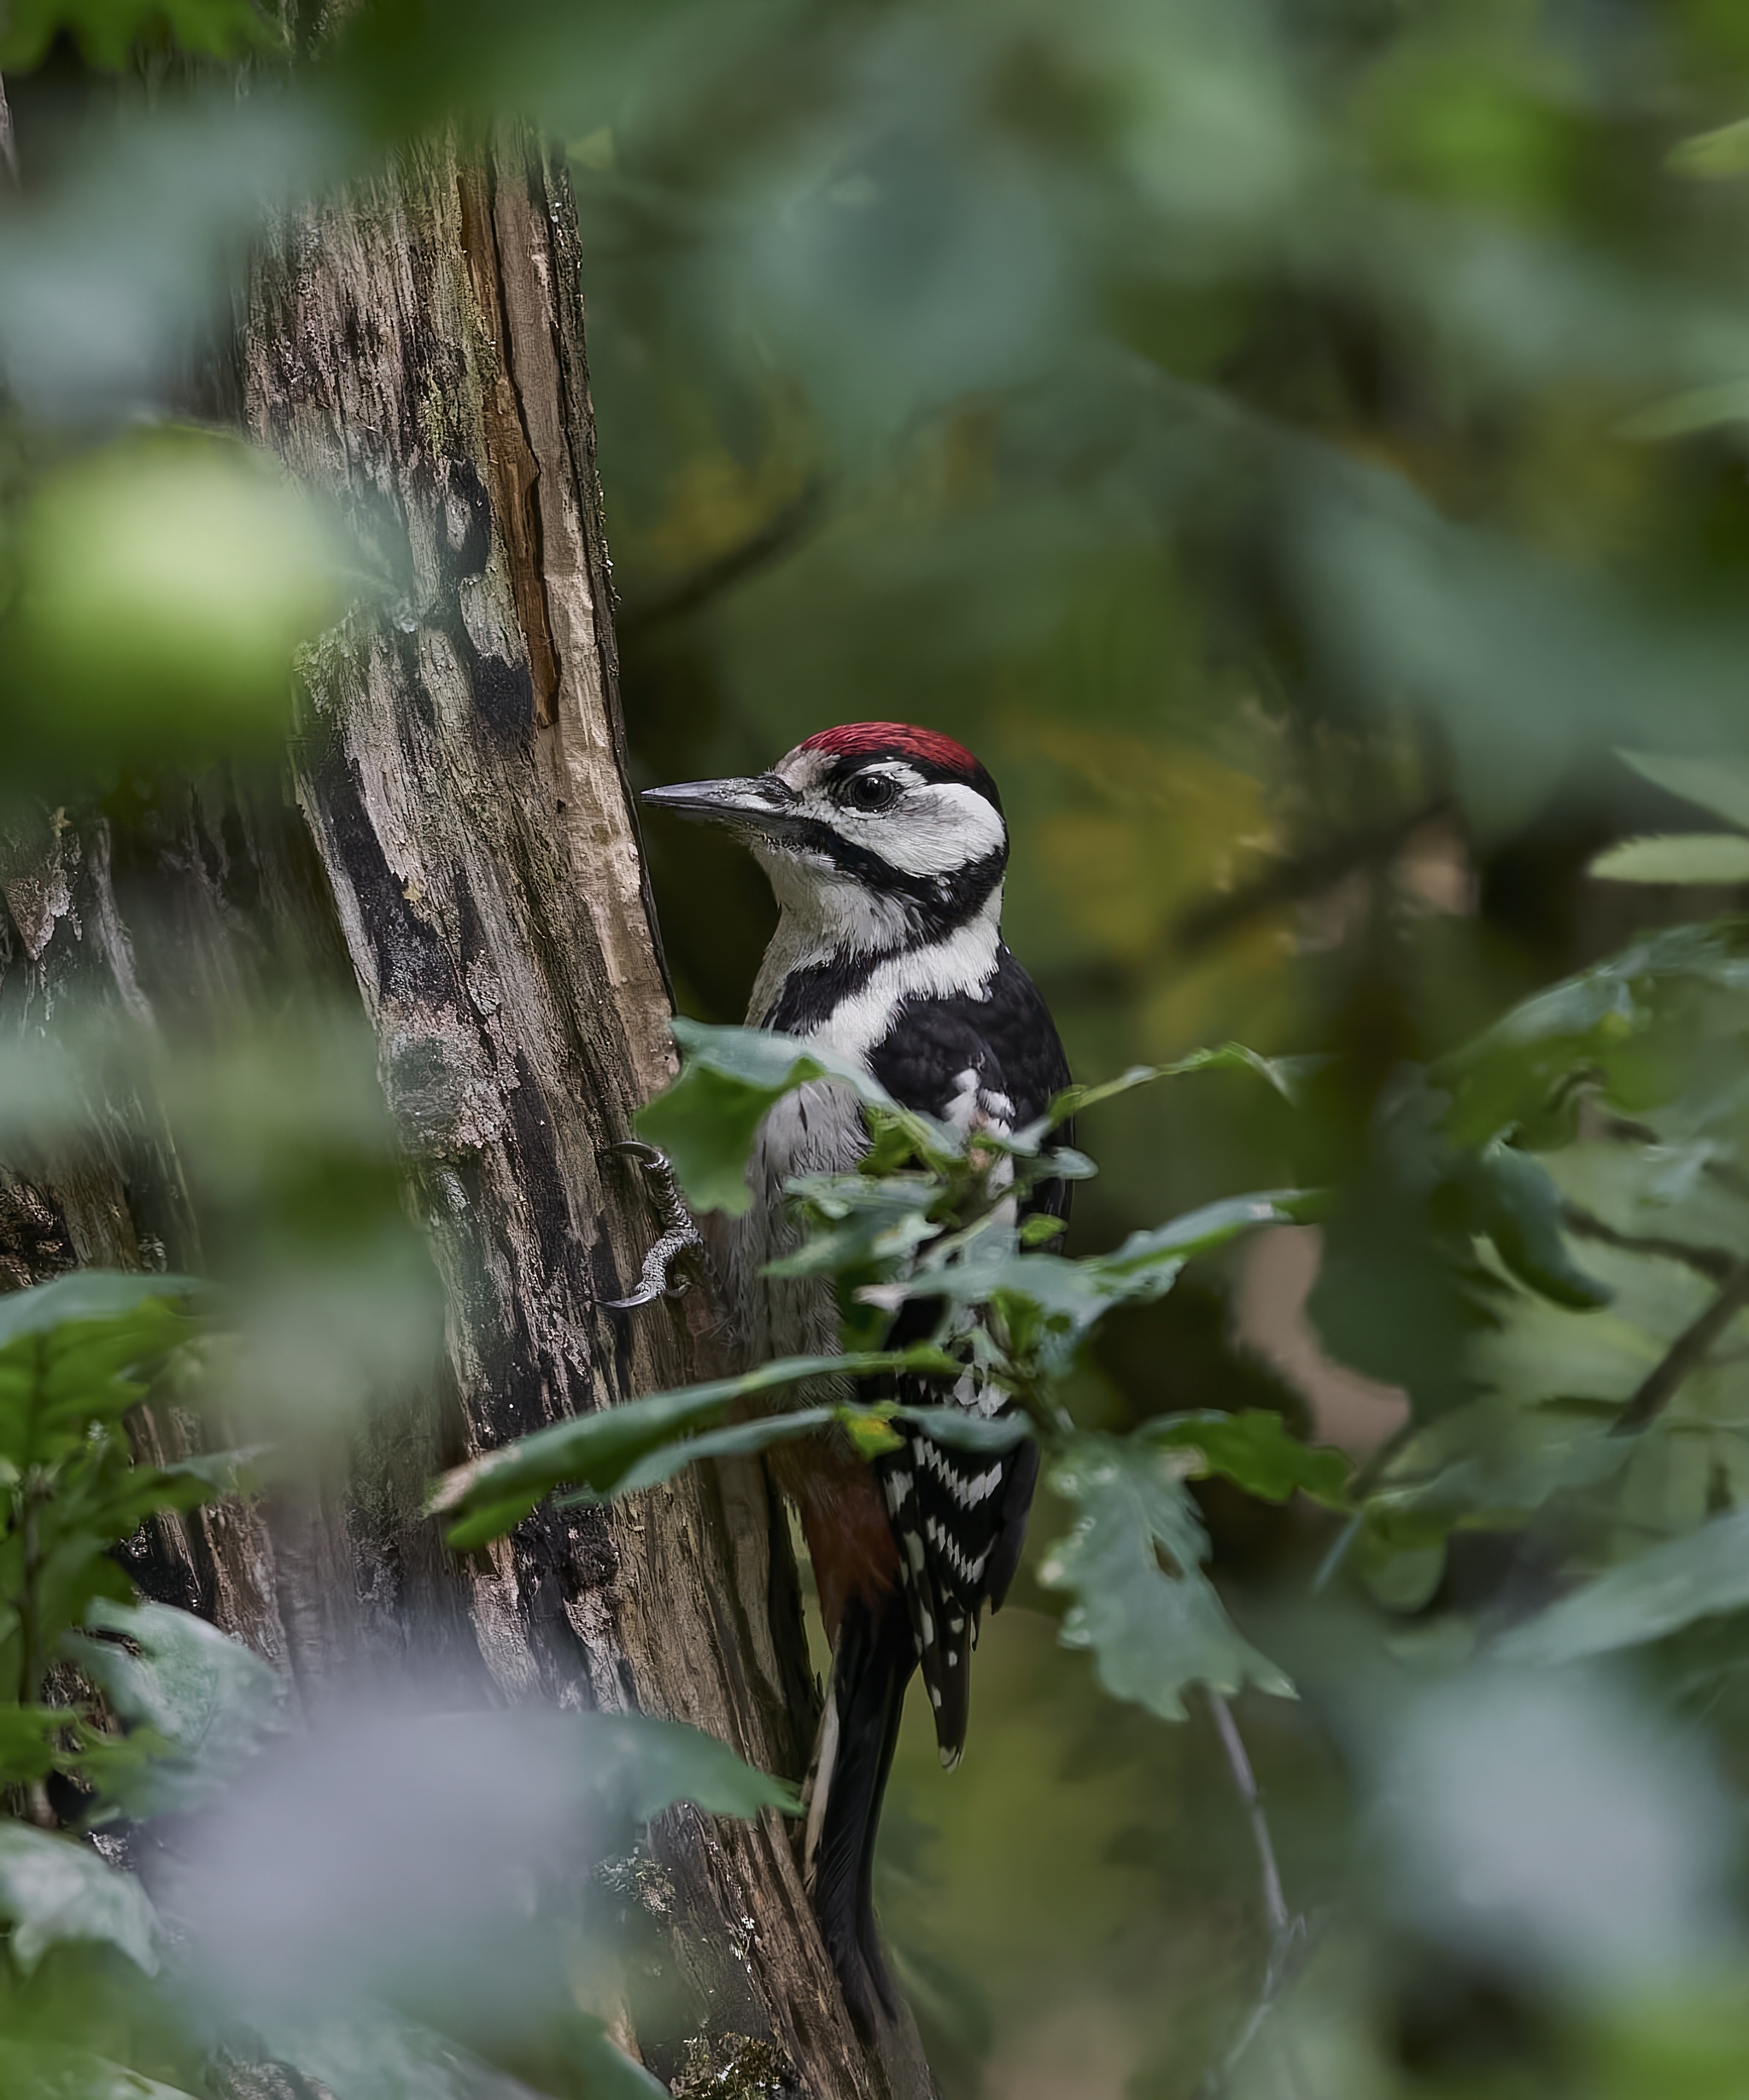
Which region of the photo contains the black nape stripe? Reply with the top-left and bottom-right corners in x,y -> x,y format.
786,823 -> 1006,921
758,845 -> 1009,1034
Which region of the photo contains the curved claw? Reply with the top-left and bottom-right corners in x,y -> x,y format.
599,1140 -> 705,1309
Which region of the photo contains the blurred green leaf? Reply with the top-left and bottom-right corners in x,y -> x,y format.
64,1600 -> 284,1816
1617,378 -> 1749,441
1146,1411 -> 1349,1509
0,2041 -> 196,2100
0,1275 -> 196,1353
876,1192 -> 1317,1353
636,1019 -> 929,1215
3,430 -> 343,781
1589,835 -> 1749,884
244,1999 -> 570,2100
766,1173 -> 943,1278
1618,752 -> 1749,831
0,1706 -> 68,1788
0,1826 -> 160,1975
429,1345 -> 956,1546
1497,1508 -> 1749,1666
892,1403 -> 1030,1454
566,1405 -> 839,1500
0,0 -> 272,68
558,2015 -> 670,2098
637,1059 -> 806,1217
1372,1398 -> 1632,1537
1024,1043 -> 1312,1144
1666,118 -> 1749,179
0,1278 -> 214,1708
255,1994 -> 667,2100
1460,1140 -> 1612,1309
1436,926 -> 1749,1147
841,1409 -> 906,1459
1588,1984 -> 1749,2100
575,1711 -> 802,1821
1039,1432 -> 1293,1722
1356,1530 -> 1448,1613
1296,470 -> 1749,829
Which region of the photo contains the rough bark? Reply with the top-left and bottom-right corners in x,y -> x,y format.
0,131 -> 932,2099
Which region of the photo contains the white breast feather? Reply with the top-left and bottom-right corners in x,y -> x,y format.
809,912 -> 1002,1068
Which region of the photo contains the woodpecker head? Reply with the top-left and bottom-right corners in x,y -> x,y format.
642,722 -> 1008,951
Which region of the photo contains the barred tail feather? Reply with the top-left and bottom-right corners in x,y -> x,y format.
805,1593 -> 915,2034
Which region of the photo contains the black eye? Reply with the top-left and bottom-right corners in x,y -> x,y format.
840,772 -> 900,813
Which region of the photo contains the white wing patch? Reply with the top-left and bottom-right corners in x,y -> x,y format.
917,1437 -> 1004,1507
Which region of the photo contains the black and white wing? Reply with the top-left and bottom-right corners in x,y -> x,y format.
864,945 -> 1071,1766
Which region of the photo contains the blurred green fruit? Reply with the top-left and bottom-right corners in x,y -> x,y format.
5,427 -> 342,772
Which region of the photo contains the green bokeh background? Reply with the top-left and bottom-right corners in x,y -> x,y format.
9,0 -> 1749,2091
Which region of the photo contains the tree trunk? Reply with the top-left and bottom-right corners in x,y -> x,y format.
0,128 -> 932,2100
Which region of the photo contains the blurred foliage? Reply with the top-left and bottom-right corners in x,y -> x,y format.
0,0 -> 271,72
3,0 -> 1749,2095
0,1275 -> 798,2098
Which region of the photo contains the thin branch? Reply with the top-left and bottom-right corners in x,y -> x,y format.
1209,1689 -> 1289,1934
615,480 -> 828,635
0,71 -> 16,185
1612,1259 -> 1749,1436
1037,797 -> 1454,1007
1309,1512 -> 1360,1596
1597,1117 -> 1749,1203
1199,1690 -> 1310,2100
1173,796 -> 1452,956
1309,1412 -> 1421,1595
1562,1202 -> 1739,1284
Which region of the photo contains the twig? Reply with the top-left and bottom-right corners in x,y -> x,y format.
1309,1512 -> 1360,1596
1561,1202 -> 1738,1284
1596,1117 -> 1749,1202
1037,797 -> 1454,1006
1209,1690 -> 1288,1935
0,71 -> 16,185
1308,1412 -> 1420,1595
1612,1258 -> 1749,1436
1199,1691 -> 1311,2100
1173,796 -> 1452,956
615,481 -> 827,635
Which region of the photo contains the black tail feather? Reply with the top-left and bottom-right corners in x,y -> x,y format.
811,1591 -> 915,2034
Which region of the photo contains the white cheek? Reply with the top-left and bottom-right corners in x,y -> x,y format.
850,784 -> 1004,876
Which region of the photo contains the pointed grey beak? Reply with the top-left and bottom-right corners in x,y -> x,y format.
640,774 -> 801,831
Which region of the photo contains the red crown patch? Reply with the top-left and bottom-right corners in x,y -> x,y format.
798,722 -> 980,775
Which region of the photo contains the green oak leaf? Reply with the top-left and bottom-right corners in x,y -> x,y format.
1038,1432 -> 1293,1722
1146,1411 -> 1349,1508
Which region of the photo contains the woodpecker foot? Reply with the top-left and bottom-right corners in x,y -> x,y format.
600,1140 -> 705,1308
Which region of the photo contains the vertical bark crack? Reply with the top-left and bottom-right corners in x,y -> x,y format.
456,162 -> 561,720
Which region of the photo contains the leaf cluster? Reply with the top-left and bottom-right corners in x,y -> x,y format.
1329,918 -> 1749,1648
0,1276 -> 285,2021
441,1024 -> 1346,1727
0,1276 -> 822,2100
444,932 -> 1749,1760
0,1275 -> 231,1795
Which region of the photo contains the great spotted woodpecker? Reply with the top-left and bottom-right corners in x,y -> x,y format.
642,722 -> 1070,2031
